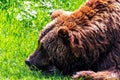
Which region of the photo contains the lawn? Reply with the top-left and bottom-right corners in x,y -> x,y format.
0,0 -> 86,80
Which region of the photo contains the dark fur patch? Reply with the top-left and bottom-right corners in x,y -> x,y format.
26,0 -> 120,79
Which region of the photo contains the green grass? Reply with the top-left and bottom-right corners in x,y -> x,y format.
0,0 -> 86,80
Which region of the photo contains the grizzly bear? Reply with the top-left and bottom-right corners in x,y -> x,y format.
25,0 -> 120,79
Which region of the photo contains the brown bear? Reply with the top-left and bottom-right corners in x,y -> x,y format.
25,0 -> 120,79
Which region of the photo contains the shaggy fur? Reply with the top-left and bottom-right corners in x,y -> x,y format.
26,0 -> 120,79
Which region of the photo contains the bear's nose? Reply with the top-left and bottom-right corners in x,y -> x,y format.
25,59 -> 31,66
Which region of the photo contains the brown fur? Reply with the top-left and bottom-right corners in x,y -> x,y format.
26,0 -> 120,79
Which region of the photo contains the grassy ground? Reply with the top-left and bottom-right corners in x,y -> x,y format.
0,0 -> 86,80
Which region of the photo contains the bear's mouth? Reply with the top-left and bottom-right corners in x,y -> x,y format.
41,65 -> 60,74
26,62 -> 60,74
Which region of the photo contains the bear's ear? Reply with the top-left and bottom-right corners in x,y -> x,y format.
50,10 -> 71,20
50,10 -> 63,20
58,27 -> 69,40
86,0 -> 97,7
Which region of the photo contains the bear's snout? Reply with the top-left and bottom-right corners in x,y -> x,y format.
25,58 -> 31,67
25,58 -> 37,70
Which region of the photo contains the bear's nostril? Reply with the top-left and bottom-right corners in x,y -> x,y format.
25,59 -> 31,66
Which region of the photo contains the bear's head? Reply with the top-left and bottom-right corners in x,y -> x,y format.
25,11 -> 80,74
25,1 -> 103,74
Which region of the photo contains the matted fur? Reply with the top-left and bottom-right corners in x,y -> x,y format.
26,0 -> 120,79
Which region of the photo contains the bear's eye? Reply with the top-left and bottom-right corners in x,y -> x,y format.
38,42 -> 43,50
40,45 -> 44,50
